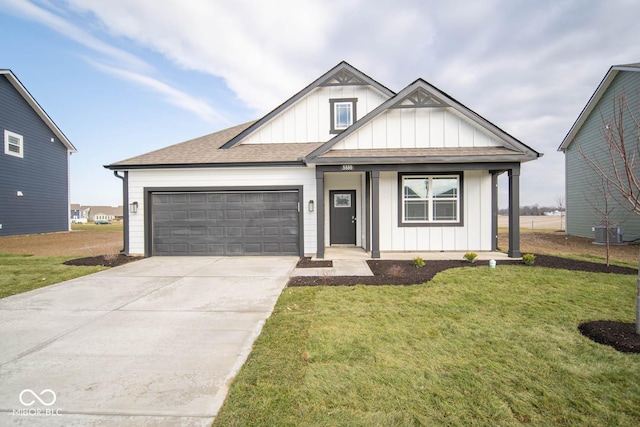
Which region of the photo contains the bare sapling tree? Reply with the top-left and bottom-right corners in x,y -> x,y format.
556,195 -> 565,231
576,92 -> 640,333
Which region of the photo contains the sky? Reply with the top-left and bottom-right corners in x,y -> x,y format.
1,0 -> 639,209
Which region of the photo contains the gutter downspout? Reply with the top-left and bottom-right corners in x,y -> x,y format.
113,171 -> 129,254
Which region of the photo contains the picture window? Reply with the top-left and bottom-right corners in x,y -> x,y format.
400,174 -> 461,224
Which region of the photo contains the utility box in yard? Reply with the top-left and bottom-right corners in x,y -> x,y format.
592,226 -> 624,244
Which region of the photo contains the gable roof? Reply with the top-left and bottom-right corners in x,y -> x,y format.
106,121 -> 322,169
306,78 -> 541,163
558,63 -> 640,152
107,63 -> 541,170
0,70 -> 76,152
219,61 -> 395,149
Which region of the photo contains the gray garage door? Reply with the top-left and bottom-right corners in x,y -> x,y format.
151,191 -> 300,256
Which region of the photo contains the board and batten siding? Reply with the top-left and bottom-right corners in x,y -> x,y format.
378,170 -> 492,252
565,70 -> 640,240
0,75 -> 70,236
126,166 -> 317,255
332,107 -> 504,150
240,85 -> 389,144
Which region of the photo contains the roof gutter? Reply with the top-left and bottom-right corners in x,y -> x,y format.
103,160 -> 308,171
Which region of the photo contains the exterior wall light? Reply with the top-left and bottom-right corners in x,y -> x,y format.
308,200 -> 315,212
129,201 -> 138,214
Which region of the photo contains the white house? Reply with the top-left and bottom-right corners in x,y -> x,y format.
106,62 -> 541,258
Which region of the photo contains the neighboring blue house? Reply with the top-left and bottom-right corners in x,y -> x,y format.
0,69 -> 77,236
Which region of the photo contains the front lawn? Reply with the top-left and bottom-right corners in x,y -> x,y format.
0,254 -> 107,298
214,265 -> 640,426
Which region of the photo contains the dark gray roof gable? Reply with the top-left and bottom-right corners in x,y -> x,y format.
558,63 -> 640,152
220,61 -> 396,149
0,69 -> 76,152
305,78 -> 541,162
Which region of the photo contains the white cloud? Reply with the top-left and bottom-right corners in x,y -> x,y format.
0,0 -> 227,124
0,0 -> 149,72
89,61 -> 228,124
63,0 -> 333,112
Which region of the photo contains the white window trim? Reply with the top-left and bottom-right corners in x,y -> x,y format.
4,130 -> 24,158
329,98 -> 357,134
400,174 -> 461,225
334,102 -> 353,130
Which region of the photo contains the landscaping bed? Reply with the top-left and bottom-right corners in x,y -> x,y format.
63,254 -> 143,267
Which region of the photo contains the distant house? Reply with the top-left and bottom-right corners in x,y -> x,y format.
87,206 -> 123,222
0,69 -> 77,236
558,63 -> 640,241
106,62 -> 540,258
70,203 -> 89,223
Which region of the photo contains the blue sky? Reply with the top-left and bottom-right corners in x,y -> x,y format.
1,0 -> 639,208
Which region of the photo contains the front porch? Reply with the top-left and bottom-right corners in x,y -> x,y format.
314,164 -> 523,259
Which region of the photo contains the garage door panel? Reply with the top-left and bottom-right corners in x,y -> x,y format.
152,191 -> 300,256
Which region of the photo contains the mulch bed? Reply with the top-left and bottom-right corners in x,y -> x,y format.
287,254 -> 637,287
579,321 -> 640,353
288,254 -> 640,354
63,254 -> 143,267
295,257 -> 333,268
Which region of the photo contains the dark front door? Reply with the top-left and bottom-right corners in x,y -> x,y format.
330,190 -> 356,245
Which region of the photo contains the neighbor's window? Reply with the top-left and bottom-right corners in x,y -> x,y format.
4,130 -> 23,158
329,98 -> 357,134
401,174 -> 460,224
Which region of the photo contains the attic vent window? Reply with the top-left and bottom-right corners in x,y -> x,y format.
4,130 -> 23,158
330,98 -> 357,134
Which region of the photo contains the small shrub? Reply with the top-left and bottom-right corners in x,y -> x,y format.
522,254 -> 536,266
387,265 -> 405,277
413,256 -> 425,268
463,252 -> 478,263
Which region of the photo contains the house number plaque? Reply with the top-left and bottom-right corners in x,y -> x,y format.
341,164 -> 353,171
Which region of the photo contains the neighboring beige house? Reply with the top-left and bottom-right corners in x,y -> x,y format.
88,206 -> 123,222
106,62 -> 541,258
70,205 -> 123,222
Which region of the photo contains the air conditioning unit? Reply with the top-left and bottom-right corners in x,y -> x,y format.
593,226 -> 623,244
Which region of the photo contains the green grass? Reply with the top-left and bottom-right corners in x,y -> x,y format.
71,222 -> 123,232
214,266 -> 640,426
0,254 -> 107,298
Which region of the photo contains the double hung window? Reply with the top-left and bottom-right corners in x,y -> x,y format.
4,130 -> 23,158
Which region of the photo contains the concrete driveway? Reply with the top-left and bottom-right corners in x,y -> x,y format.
0,256 -> 298,426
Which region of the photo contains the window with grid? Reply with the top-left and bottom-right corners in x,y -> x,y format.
401,175 -> 460,223
4,130 -> 23,158
329,98 -> 357,134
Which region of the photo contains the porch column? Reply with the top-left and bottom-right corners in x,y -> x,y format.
371,170 -> 380,259
365,171 -> 371,251
316,169 -> 325,259
508,167 -> 521,258
491,172 -> 499,251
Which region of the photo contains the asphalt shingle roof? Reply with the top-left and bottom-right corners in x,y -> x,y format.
108,122 -> 323,167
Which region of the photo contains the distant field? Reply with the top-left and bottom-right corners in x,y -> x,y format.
498,215 -> 564,230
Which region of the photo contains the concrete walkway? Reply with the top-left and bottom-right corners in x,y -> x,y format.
0,256 -> 298,426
